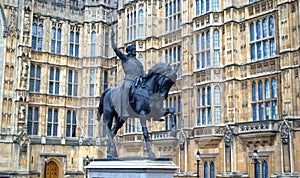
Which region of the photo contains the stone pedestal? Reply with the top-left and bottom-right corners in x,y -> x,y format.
85,158 -> 178,178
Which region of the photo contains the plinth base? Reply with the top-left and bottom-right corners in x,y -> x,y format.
85,158 -> 178,178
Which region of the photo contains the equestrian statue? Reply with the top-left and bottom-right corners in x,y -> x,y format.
97,30 -> 177,158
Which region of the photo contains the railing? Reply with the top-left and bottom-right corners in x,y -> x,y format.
238,120 -> 278,133
194,126 -> 226,137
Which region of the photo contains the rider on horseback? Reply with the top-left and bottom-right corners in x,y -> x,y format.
111,30 -> 145,118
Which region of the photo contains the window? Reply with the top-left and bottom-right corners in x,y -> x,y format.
210,162 -> 215,178
204,161 -> 208,178
32,18 -> 43,51
196,0 -> 210,16
88,110 -> 94,137
66,110 -> 77,137
254,160 -> 260,178
127,10 -> 137,42
47,109 -> 58,136
197,86 -> 212,125
68,70 -> 78,96
214,86 -> 221,124
104,32 -> 109,57
213,30 -> 220,66
51,23 -> 62,54
165,0 -> 181,33
165,95 -> 181,130
250,16 -> 276,61
252,78 -> 278,121
262,160 -> 268,178
29,64 -> 41,92
196,31 -> 213,69
70,26 -> 80,57
49,67 -> 60,95
104,71 -> 108,90
213,0 -> 219,11
138,7 -> 144,38
90,69 -> 95,96
27,107 -> 39,135
91,29 -> 96,57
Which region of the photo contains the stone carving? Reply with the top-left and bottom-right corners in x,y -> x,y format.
224,128 -> 233,147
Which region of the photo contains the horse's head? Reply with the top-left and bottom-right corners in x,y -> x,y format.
148,62 -> 177,99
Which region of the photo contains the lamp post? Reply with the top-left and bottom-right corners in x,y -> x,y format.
253,148 -> 259,178
84,155 -> 90,178
196,150 -> 201,178
44,156 -> 48,178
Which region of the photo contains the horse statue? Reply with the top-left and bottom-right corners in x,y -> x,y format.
97,62 -> 177,158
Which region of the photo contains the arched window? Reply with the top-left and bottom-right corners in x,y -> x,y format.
178,96 -> 181,112
204,161 -> 208,178
75,31 -> 80,57
265,80 -> 270,99
262,160 -> 268,178
91,31 -> 96,57
269,16 -> 274,36
139,9 -> 144,38
258,81 -> 263,100
165,3 -> 168,17
169,3 -> 172,16
213,29 -> 220,66
38,24 -> 43,51
210,161 -> 215,178
262,18 -> 268,38
250,22 -> 255,41
254,160 -> 260,178
252,82 -> 256,101
51,25 -> 56,53
256,21 -> 261,40
271,78 -> 277,98
32,22 -> 37,50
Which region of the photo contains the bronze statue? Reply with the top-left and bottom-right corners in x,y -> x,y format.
110,30 -> 145,118
98,39 -> 177,158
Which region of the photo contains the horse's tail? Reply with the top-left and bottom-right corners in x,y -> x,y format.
97,88 -> 110,121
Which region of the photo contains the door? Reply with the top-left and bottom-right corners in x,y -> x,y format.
45,161 -> 59,178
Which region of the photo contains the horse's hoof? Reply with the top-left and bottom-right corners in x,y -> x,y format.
149,152 -> 156,159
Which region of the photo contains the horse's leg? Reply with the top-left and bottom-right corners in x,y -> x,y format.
105,111 -> 118,158
140,113 -> 156,159
162,108 -> 177,137
111,117 -> 125,137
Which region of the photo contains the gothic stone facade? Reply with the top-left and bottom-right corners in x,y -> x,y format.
0,0 -> 299,178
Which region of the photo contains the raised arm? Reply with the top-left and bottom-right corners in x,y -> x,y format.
111,31 -> 127,62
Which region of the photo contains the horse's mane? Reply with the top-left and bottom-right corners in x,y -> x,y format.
148,62 -> 176,82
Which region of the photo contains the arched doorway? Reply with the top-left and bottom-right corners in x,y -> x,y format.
45,161 -> 59,178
